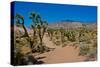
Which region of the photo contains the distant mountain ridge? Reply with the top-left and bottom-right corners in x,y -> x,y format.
48,21 -> 97,30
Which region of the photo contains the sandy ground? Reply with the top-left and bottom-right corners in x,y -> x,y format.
42,34 -> 61,48
34,34 -> 86,64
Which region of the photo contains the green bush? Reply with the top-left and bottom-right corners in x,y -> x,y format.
64,30 -> 76,42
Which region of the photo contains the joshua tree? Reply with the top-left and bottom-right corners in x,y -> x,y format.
29,12 -> 48,47
47,28 -> 54,41
15,13 -> 33,49
64,30 -> 76,42
59,28 -> 65,44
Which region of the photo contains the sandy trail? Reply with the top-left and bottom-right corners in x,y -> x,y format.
43,33 -> 61,48
35,34 -> 86,64
35,46 -> 86,64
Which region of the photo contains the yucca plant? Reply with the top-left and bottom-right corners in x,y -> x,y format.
15,13 -> 33,49
30,12 -> 48,45
29,12 -> 48,53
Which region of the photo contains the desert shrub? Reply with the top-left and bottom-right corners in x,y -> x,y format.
79,33 -> 87,42
55,36 -> 60,40
62,42 -> 68,47
92,40 -> 97,48
14,50 -> 24,65
32,43 -> 50,53
79,44 -> 90,56
78,25 -> 93,43
79,42 -> 97,61
64,30 -> 76,42
87,48 -> 97,58
14,51 -> 40,65
54,40 -> 61,46
85,47 -> 97,61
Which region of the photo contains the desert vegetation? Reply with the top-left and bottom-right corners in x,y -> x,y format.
14,12 -> 51,65
13,12 -> 97,65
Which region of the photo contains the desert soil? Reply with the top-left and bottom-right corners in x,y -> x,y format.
34,34 -> 86,64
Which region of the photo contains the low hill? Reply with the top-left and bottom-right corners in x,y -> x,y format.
48,20 -> 97,30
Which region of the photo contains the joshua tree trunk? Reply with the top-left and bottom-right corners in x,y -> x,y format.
40,36 -> 42,45
61,32 -> 63,43
33,29 -> 36,43
21,22 -> 33,49
60,28 -> 64,44
31,25 -> 36,47
38,28 -> 43,45
22,25 -> 29,38
42,27 -> 46,38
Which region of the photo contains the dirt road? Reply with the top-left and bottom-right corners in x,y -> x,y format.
35,34 -> 86,64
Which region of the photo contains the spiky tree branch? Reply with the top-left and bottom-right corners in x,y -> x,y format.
29,12 -> 48,46
15,13 -> 33,49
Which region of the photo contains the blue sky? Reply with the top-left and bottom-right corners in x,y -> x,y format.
13,1 -> 97,27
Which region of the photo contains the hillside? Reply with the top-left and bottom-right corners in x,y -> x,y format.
48,21 -> 97,30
